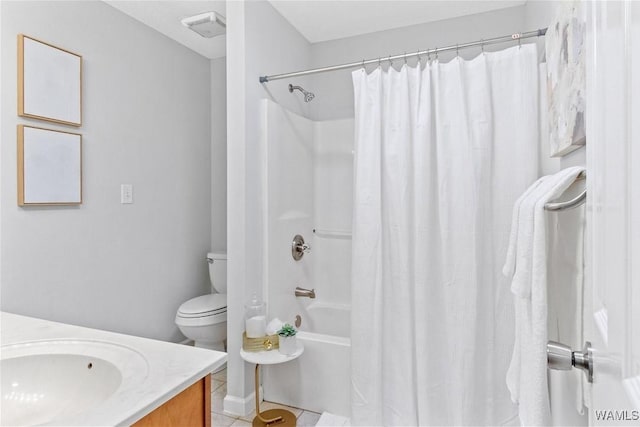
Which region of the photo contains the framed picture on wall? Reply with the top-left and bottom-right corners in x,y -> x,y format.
18,34 -> 82,127
18,125 -> 82,206
546,2 -> 586,157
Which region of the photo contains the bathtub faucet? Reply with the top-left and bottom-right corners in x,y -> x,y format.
295,287 -> 316,299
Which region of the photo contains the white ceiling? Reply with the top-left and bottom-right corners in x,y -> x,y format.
104,0 -> 526,59
268,0 -> 526,43
104,1 -> 227,59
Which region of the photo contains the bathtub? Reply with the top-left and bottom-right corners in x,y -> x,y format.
263,302 -> 351,416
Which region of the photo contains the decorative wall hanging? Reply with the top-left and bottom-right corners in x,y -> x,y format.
545,1 -> 586,157
18,125 -> 82,206
18,34 -> 82,127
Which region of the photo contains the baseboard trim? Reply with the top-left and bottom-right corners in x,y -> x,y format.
223,386 -> 263,416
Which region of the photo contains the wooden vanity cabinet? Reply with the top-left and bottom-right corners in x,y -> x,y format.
133,375 -> 211,427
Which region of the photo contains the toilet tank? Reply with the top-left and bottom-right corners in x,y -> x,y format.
207,252 -> 227,294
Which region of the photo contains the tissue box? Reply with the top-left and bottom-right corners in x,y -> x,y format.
242,331 -> 279,352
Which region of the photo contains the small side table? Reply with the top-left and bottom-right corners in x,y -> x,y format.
240,343 -> 304,427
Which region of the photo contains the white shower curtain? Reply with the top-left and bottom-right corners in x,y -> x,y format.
351,45 -> 539,426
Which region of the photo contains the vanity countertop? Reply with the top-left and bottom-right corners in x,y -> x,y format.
1,311 -> 226,426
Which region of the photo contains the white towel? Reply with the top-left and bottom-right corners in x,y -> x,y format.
504,166 -> 585,426
503,175 -> 548,278
503,175 -> 552,286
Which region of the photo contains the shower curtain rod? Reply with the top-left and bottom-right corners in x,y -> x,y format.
259,28 -> 547,83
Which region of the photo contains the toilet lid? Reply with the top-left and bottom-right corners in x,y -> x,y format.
178,294 -> 227,318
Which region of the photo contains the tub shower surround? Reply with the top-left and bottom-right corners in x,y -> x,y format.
1,312 -> 226,426
262,100 -> 353,416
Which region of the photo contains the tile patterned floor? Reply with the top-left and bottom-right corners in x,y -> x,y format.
211,368 -> 322,427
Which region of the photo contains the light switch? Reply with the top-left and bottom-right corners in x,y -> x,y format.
121,184 -> 133,204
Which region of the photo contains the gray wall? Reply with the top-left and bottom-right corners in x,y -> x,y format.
225,0 -> 312,414
0,0 -> 212,342
211,57 -> 227,253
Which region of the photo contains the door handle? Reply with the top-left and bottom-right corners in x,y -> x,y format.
547,340 -> 593,383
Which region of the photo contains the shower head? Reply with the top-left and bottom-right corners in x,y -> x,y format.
289,84 -> 315,102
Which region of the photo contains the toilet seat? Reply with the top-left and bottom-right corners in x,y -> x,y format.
176,294 -> 227,326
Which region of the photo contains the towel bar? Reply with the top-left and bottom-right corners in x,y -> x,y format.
544,171 -> 586,211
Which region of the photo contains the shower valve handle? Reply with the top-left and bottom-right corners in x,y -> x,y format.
292,235 -> 311,260
298,243 -> 311,253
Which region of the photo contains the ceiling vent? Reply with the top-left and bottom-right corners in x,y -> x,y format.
181,12 -> 226,38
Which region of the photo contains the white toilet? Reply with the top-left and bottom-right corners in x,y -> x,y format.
175,252 -> 227,352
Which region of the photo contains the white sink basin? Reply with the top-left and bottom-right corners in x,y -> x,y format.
1,340 -> 149,426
